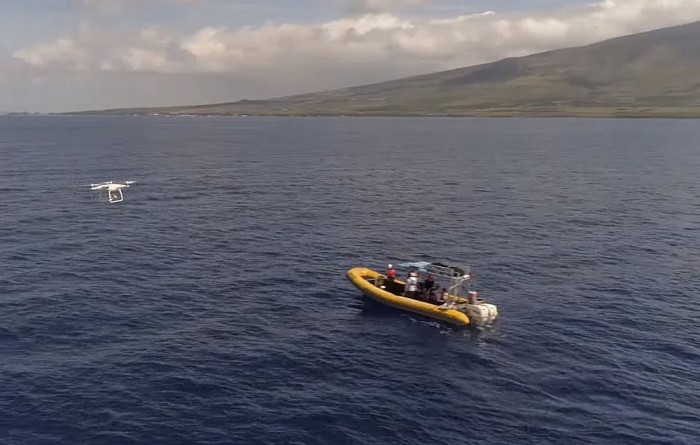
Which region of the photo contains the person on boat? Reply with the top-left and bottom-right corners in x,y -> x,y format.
435,287 -> 447,303
386,264 -> 397,281
468,291 -> 478,304
423,274 -> 435,298
405,271 -> 418,298
375,274 -> 386,289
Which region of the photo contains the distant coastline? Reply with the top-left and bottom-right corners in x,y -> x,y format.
59,107 -> 700,119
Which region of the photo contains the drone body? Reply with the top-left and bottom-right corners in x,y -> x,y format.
90,181 -> 136,203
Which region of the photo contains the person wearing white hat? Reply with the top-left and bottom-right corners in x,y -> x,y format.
386,263 -> 397,281
405,271 -> 418,298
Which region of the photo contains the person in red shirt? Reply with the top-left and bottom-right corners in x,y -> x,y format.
386,264 -> 397,281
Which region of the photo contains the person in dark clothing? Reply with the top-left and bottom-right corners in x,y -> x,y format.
423,274 -> 435,299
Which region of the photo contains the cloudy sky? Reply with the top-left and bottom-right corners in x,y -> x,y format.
2,0 -> 699,112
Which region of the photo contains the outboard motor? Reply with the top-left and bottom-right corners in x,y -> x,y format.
465,303 -> 499,326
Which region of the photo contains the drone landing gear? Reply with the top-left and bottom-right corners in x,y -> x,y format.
108,190 -> 123,203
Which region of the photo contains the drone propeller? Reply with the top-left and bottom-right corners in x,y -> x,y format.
82,181 -> 112,187
80,180 -> 138,187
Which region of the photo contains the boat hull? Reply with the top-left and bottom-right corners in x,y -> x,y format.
347,267 -> 471,326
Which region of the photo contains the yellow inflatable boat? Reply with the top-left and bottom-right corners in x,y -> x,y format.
347,262 -> 498,327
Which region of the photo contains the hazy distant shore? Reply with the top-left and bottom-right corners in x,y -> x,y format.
58,108 -> 700,119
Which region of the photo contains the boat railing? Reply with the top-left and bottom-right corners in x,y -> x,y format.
425,263 -> 469,280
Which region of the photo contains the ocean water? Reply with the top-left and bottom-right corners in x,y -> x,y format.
0,116 -> 698,445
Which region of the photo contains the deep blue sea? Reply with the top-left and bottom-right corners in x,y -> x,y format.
1,116 -> 698,445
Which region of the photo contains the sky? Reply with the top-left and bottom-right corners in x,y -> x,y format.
2,0 -> 699,112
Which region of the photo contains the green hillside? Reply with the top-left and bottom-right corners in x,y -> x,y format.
71,21 -> 700,118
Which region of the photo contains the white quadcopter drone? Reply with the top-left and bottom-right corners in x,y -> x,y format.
89,181 -> 137,203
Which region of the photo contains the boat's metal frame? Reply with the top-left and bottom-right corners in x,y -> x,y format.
397,261 -> 478,307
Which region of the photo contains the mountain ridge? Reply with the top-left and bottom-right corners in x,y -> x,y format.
66,20 -> 700,118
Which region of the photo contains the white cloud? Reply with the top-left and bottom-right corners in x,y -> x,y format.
14,39 -> 88,70
323,13 -> 414,39
106,47 -> 173,72
8,0 -> 700,110
80,0 -> 199,12
347,0 -> 429,13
